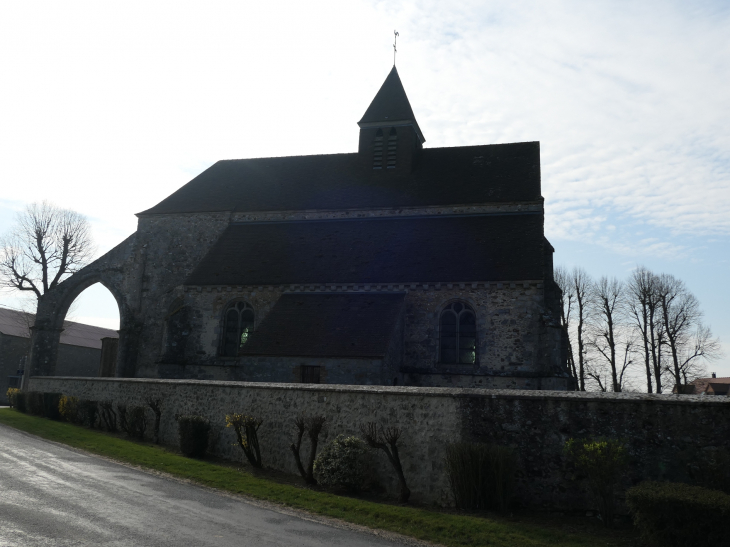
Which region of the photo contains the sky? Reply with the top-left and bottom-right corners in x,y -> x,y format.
1,1 -> 728,375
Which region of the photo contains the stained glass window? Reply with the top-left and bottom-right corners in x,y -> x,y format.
222,301 -> 254,356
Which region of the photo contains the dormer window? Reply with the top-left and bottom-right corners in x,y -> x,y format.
373,129 -> 383,169
387,128 -> 397,168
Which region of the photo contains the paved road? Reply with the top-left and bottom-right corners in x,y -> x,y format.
0,424 -> 410,547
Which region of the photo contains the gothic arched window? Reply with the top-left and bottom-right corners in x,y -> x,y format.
440,302 -> 476,364
386,127 -> 397,168
221,301 -> 254,356
165,297 -> 191,362
373,129 -> 384,169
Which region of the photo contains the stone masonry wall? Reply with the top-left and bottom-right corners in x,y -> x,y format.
28,377 -> 730,510
30,206 -> 566,389
144,356 -> 389,385
402,284 -> 556,374
148,282 -> 566,388
132,213 -> 232,368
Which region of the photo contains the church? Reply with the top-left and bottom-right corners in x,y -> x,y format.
29,67 -> 570,390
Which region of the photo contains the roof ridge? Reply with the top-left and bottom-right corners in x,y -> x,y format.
213,142 -> 540,164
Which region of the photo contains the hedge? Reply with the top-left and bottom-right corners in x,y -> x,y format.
626,481 -> 730,547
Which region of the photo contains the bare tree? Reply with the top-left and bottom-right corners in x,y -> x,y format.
554,266 -> 578,387
571,267 -> 592,391
655,274 -> 703,389
627,267 -> 660,393
559,264 -> 720,394
587,327 -> 638,393
589,277 -> 635,392
675,324 -> 721,385
655,320 -> 668,390
0,201 -> 94,299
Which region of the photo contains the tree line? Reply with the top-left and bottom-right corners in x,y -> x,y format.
555,266 -> 722,393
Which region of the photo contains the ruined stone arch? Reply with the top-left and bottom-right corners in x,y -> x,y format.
28,271 -> 133,379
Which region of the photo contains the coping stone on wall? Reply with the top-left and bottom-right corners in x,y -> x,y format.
32,377 -> 730,407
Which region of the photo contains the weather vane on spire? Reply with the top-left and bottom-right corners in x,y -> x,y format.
393,30 -> 399,66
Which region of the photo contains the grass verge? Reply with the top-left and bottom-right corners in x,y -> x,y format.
1,408 -> 618,547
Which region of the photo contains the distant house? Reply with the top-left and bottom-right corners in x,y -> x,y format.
676,373 -> 730,395
0,307 -> 118,403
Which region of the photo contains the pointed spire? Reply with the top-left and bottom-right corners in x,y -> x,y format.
358,66 -> 425,143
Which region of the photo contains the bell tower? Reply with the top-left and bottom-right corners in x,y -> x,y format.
358,67 -> 425,172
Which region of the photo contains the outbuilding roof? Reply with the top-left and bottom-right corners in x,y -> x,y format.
0,307 -> 118,350
239,293 -> 404,358
184,213 -> 545,287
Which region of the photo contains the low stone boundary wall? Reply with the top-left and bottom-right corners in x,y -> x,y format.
28,377 -> 730,509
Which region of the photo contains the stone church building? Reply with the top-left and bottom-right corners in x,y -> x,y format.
29,67 -> 570,390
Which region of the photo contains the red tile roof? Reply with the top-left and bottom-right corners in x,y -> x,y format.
689,376 -> 730,395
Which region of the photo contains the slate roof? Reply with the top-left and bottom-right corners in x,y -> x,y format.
185,213 -> 544,286
239,293 -> 404,358
138,142 -> 541,215
358,66 -> 424,143
0,307 -> 118,349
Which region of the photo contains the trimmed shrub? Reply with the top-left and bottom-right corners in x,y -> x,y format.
226,413 -> 263,468
6,388 -> 20,408
42,393 -> 62,420
99,401 -> 117,432
59,395 -> 79,423
177,415 -> 211,458
126,406 -> 147,440
78,399 -> 99,428
565,438 -> 627,527
445,442 -> 516,512
146,398 -> 164,444
361,422 -> 410,502
27,391 -> 45,416
627,481 -> 730,547
314,435 -> 367,492
689,448 -> 730,495
118,404 -> 128,433
291,415 -> 326,485
15,391 -> 28,413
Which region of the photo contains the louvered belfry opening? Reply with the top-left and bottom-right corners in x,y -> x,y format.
372,129 -> 384,169
386,127 -> 397,168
